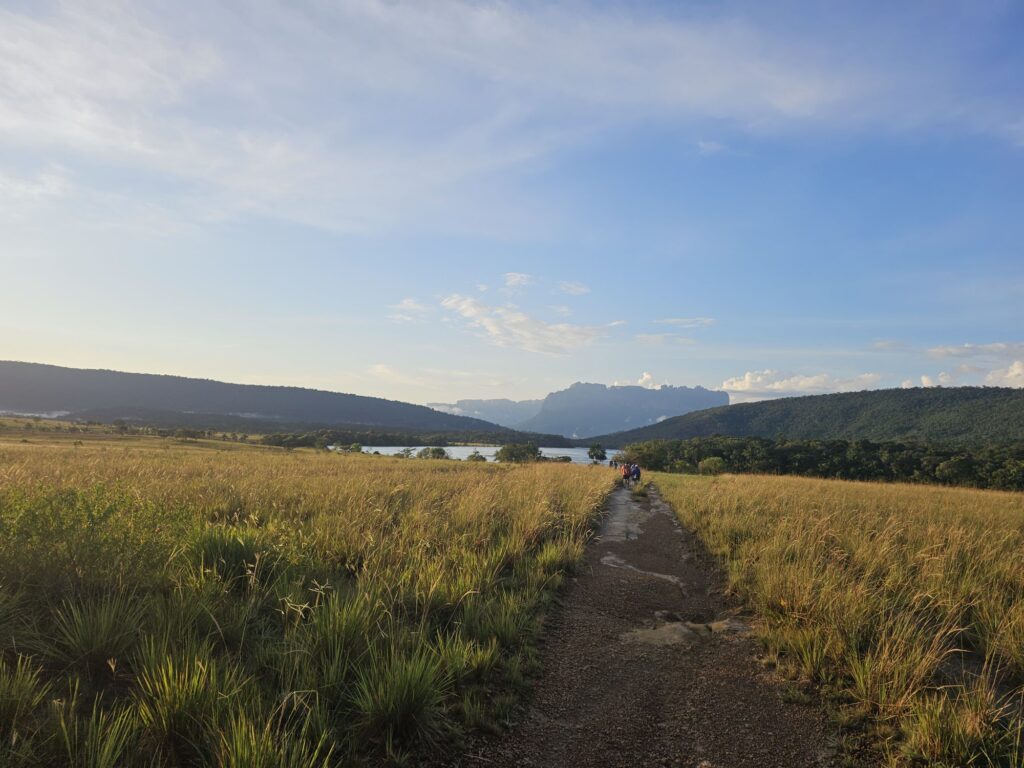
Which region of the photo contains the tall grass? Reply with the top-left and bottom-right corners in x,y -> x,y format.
656,473 -> 1024,767
0,443 -> 611,765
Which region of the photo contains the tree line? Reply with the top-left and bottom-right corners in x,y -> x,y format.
616,437 -> 1024,491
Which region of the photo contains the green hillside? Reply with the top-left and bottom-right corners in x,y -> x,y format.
589,387 -> 1024,446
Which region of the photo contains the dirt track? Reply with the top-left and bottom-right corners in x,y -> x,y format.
453,485 -> 841,768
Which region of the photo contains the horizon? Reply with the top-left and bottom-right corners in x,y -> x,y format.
3,1 -> 1022,404
3,357 -> 1017,415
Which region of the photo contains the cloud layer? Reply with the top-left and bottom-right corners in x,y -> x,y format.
3,1 -> 1021,233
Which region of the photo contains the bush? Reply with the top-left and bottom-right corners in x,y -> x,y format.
698,457 -> 726,475
494,443 -> 541,463
416,447 -> 450,460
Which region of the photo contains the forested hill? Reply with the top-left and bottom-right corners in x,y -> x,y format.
588,387 -> 1024,446
0,361 -> 503,433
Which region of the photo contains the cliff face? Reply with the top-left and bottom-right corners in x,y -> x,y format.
515,382 -> 729,438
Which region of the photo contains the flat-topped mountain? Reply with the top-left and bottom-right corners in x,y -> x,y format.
432,382 -> 728,438
0,360 -> 504,433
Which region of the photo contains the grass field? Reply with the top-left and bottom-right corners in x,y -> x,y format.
0,437 -> 612,766
656,473 -> 1024,767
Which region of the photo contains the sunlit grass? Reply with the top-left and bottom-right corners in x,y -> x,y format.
0,442 -> 612,765
656,473 -> 1024,766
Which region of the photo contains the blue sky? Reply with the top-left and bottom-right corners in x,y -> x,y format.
2,0 -> 1023,403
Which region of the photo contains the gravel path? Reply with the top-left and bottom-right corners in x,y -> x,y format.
452,485 -> 841,768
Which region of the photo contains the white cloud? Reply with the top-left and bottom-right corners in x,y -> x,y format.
722,369 -> 882,402
550,304 -> 571,317
697,140 -> 725,155
654,317 -> 715,328
920,374 -> 938,388
637,372 -> 659,389
558,281 -> 590,295
503,272 -> 534,288
985,360 -> 1024,388
900,379 -> 915,388
440,293 -> 602,354
612,372 -> 663,389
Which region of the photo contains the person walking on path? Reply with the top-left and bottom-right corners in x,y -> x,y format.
620,462 -> 631,488
631,463 -> 641,486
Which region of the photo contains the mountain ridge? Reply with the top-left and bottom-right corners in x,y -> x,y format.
584,387 -> 1024,446
0,360 -> 503,433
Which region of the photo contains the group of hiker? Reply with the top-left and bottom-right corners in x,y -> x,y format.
609,458 -> 642,487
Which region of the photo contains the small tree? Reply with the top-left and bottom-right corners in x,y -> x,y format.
417,446 -> 450,460
349,443 -> 362,453
494,443 -> 542,463
698,457 -> 726,475
466,450 -> 488,462
587,443 -> 607,462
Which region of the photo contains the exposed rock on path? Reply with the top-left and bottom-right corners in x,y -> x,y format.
453,485 -> 839,768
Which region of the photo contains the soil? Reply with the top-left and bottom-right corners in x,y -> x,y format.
448,485 -> 843,768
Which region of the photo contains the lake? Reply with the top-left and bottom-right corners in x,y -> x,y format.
346,445 -> 611,464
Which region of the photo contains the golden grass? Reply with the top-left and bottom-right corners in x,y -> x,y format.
656,473 -> 1024,767
0,441 -> 613,765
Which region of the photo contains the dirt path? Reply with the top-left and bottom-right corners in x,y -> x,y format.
455,485 -> 840,768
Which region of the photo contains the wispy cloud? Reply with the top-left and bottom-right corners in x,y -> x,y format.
558,281 -> 590,295
503,272 -> 534,289
654,317 -> 715,328
696,140 -> 725,155
928,342 -> 1024,359
440,293 -> 602,354
3,2 -> 1019,235
634,333 -> 695,346
0,166 -> 71,200
387,297 -> 430,323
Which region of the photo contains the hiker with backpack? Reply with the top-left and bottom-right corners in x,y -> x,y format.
631,464 -> 641,486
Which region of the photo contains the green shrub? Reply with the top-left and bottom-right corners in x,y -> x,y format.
0,656 -> 50,747
353,645 -> 451,751
135,645 -> 248,765
47,592 -> 144,676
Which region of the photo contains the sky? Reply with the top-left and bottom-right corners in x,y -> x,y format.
2,0 -> 1023,404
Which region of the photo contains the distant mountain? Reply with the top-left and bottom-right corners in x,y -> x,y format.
0,361 -> 507,433
587,387 -> 1024,446
427,398 -> 543,428
511,382 -> 729,438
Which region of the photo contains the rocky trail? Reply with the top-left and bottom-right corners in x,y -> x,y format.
452,485 -> 841,768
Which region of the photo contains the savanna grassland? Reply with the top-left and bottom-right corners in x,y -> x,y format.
0,434 -> 612,767
656,473 -> 1024,767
